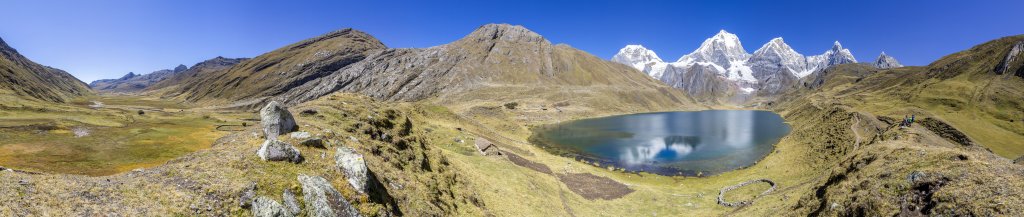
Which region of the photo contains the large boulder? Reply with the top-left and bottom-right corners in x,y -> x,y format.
257,140 -> 303,163
261,101 -> 298,140
252,196 -> 293,217
335,147 -> 369,194
297,174 -> 361,217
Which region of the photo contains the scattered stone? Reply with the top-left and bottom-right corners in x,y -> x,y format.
283,189 -> 301,215
257,140 -> 303,163
260,101 -> 298,140
1014,155 -> 1024,165
299,109 -> 319,116
239,182 -> 257,209
907,171 -> 927,183
252,196 -> 293,217
290,131 -> 312,140
297,174 -> 361,217
348,136 -> 358,142
137,110 -> 145,115
335,147 -> 369,194
299,137 -> 325,149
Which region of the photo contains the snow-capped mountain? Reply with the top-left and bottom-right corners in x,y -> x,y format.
611,30 -> 887,101
611,45 -> 668,78
804,41 -> 857,77
873,52 -> 903,69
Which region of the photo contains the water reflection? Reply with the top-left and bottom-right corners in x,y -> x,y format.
533,110 -> 790,176
620,136 -> 700,165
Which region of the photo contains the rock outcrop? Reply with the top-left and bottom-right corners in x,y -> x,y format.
257,140 -> 303,163
335,147 -> 370,194
995,41 -> 1024,77
260,101 -> 298,139
252,196 -> 293,217
298,174 -> 361,217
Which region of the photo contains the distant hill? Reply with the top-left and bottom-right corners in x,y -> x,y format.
0,36 -> 91,103
89,64 -> 188,93
155,24 -> 697,112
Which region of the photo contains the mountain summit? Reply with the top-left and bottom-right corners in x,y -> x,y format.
873,52 -> 903,69
611,31 -> 869,101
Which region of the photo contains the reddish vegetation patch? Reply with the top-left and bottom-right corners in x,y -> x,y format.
557,173 -> 633,200
506,152 -> 552,175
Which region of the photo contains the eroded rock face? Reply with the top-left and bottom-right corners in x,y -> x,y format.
297,174 -> 361,217
252,196 -> 293,217
335,147 -> 369,194
995,41 -> 1024,77
261,101 -> 298,139
257,140 -> 303,163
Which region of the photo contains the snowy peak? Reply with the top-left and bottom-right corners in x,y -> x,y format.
873,52 -> 903,69
677,30 -> 750,68
611,44 -> 668,77
750,37 -> 808,76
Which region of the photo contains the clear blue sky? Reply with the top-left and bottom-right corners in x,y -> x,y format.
1,0 -> 1022,83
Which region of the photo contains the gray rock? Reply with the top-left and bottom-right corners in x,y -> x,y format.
252,196 -> 293,217
907,171 -> 927,183
282,189 -> 301,215
290,131 -> 312,140
335,147 -> 369,194
297,174 -> 361,217
257,140 -> 303,163
239,182 -> 257,209
260,101 -> 298,140
1014,155 -> 1023,165
299,137 -> 325,149
872,52 -> 903,69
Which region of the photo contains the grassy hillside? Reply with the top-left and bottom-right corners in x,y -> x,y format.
0,37 -> 91,103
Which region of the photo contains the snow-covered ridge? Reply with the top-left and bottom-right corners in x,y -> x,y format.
612,30 -> 884,81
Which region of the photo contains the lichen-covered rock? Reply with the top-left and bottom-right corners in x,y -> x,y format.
260,101 -> 298,139
252,196 -> 293,217
290,131 -> 312,140
257,140 -> 303,163
297,174 -> 361,217
239,181 -> 258,208
335,147 -> 369,194
282,189 -> 301,215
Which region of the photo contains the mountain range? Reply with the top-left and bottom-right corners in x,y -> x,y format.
611,30 -> 899,101
144,24 -> 695,113
89,64 -> 188,93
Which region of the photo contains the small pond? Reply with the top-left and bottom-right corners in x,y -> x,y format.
530,110 -> 790,176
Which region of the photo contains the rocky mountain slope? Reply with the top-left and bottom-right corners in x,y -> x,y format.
89,64 -> 188,93
0,36 -> 91,103
150,28 -> 387,106
612,31 -> 897,102
156,24 -> 698,114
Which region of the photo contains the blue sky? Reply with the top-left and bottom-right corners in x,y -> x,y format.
1,0 -> 1022,83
